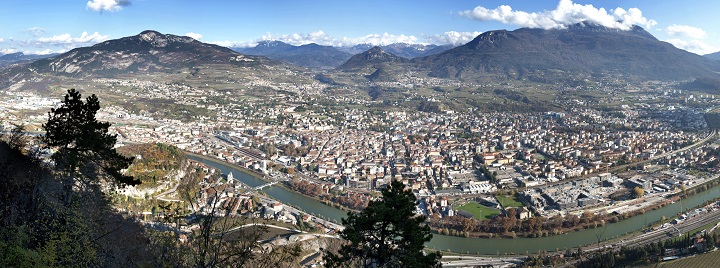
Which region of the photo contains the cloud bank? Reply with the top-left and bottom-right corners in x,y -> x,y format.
666,39 -> 715,55
460,0 -> 656,30
426,31 -> 483,46
37,32 -> 109,45
662,24 -> 715,54
87,0 -> 131,12
185,32 -> 203,40
666,24 -> 706,39
211,30 -> 482,48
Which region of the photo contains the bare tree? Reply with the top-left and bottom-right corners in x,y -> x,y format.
148,171 -> 301,268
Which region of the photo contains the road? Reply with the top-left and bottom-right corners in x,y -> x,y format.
614,208 -> 720,249
440,255 -> 526,267
559,204 -> 720,267
563,204 -> 718,261
154,169 -> 187,202
254,192 -> 346,232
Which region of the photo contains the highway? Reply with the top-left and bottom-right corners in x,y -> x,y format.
440,255 -> 526,267
610,208 -> 720,250
558,203 -> 720,267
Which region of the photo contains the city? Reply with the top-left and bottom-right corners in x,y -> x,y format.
3,1 -> 720,267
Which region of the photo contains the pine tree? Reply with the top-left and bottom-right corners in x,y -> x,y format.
324,180 -> 441,267
43,89 -> 138,204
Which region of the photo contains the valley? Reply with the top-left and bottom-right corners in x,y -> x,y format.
3,21 -> 720,267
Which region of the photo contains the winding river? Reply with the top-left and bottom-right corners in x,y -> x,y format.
189,155 -> 720,255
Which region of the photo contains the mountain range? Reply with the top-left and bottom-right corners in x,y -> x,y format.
234,41 -> 453,69
413,22 -> 720,81
328,22 -> 720,83
337,46 -> 409,71
337,43 -> 454,59
0,52 -> 59,68
233,41 -> 352,69
26,30 -> 271,77
2,22 -> 720,87
705,51 -> 720,61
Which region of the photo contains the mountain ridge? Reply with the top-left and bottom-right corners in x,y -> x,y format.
0,52 -> 59,68
25,30 -> 270,76
414,22 -> 720,81
234,41 -> 352,69
336,46 -> 409,71
705,51 -> 720,61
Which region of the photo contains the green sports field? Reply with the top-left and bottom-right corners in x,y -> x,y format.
457,201 -> 500,220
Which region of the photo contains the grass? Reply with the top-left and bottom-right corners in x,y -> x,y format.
457,201 -> 500,220
495,195 -> 523,208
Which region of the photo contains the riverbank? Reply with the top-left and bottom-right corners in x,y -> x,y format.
281,181 -> 361,214
184,152 -> 361,215
189,150 -> 719,240
186,154 -> 349,220
185,152 -> 268,181
426,184 -> 720,255
188,152 -> 720,254
434,175 -> 720,239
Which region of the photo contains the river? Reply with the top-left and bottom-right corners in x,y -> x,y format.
189,155 -> 720,255
188,155 -> 348,220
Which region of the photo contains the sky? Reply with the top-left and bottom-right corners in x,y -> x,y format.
1,0 -> 719,55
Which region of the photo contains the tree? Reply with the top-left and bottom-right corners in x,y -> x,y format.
0,137 -> 155,267
632,187 -> 644,199
324,180 -> 441,267
168,177 -> 301,267
42,89 -> 138,204
2,123 -> 29,152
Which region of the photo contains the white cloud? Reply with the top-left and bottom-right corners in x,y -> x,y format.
0,38 -> 4,42
185,32 -> 202,40
666,24 -> 706,39
260,31 -> 422,46
348,33 -> 420,46
37,32 -> 109,45
86,0 -> 131,12
211,31 -> 485,48
212,31 -> 425,48
24,49 -> 63,55
27,27 -> 46,37
426,31 -> 483,46
460,0 -> 656,30
666,39 -> 716,55
260,30 -> 339,46
0,48 -> 18,54
209,40 -> 256,48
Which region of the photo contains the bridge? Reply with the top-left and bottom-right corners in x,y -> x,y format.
671,225 -> 681,237
253,181 -> 278,190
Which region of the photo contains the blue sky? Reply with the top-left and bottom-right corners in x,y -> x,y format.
1,0 -> 719,55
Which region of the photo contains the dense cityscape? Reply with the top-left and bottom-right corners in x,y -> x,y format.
3,73 -> 720,267
3,1 -> 720,267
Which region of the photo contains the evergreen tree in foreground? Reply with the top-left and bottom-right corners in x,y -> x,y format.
325,180 -> 441,267
43,89 -> 138,204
